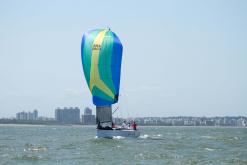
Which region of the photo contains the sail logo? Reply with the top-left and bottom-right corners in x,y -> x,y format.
92,44 -> 101,50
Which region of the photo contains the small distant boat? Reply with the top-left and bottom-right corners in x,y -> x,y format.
81,29 -> 140,138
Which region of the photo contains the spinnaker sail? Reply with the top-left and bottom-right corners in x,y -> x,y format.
81,29 -> 123,124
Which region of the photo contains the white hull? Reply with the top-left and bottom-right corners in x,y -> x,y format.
97,129 -> 140,138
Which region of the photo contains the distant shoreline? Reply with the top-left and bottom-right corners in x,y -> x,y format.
0,123 -> 246,128
0,116 -> 246,127
0,123 -> 84,127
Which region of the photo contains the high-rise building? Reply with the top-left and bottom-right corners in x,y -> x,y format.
33,110 -> 38,120
55,107 -> 80,124
16,112 -> 20,120
16,110 -> 38,121
27,112 -> 33,120
84,107 -> 92,115
82,107 -> 95,125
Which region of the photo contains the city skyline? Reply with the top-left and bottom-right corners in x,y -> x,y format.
1,106 -> 247,119
1,107 -> 246,127
1,105 -> 246,127
1,0 -> 247,118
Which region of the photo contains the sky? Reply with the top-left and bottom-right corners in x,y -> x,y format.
0,0 -> 247,118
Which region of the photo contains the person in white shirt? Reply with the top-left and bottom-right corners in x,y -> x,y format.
121,120 -> 127,129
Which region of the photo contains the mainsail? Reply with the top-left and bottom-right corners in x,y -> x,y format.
81,29 -> 123,125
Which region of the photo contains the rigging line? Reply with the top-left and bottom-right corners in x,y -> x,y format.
112,106 -> 119,115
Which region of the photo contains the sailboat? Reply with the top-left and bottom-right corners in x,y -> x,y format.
81,29 -> 140,138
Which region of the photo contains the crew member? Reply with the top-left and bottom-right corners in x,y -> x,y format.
97,122 -> 103,129
121,120 -> 127,129
132,122 -> 137,130
112,122 -> 115,128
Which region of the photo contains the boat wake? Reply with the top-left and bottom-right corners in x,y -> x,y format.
112,136 -> 125,139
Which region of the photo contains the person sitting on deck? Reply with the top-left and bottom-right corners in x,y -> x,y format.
121,120 -> 127,129
132,122 -> 137,130
97,122 -> 113,130
127,122 -> 131,129
97,122 -> 103,129
112,122 -> 116,128
103,125 -> 113,130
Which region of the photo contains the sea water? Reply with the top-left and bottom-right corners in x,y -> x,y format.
0,125 -> 246,165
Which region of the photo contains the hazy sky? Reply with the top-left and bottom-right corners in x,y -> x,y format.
0,0 -> 247,118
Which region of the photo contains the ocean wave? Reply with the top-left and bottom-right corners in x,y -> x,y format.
204,147 -> 215,151
12,154 -> 43,161
139,134 -> 165,140
201,135 -> 213,139
26,147 -> 47,152
112,136 -> 125,139
139,134 -> 149,139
